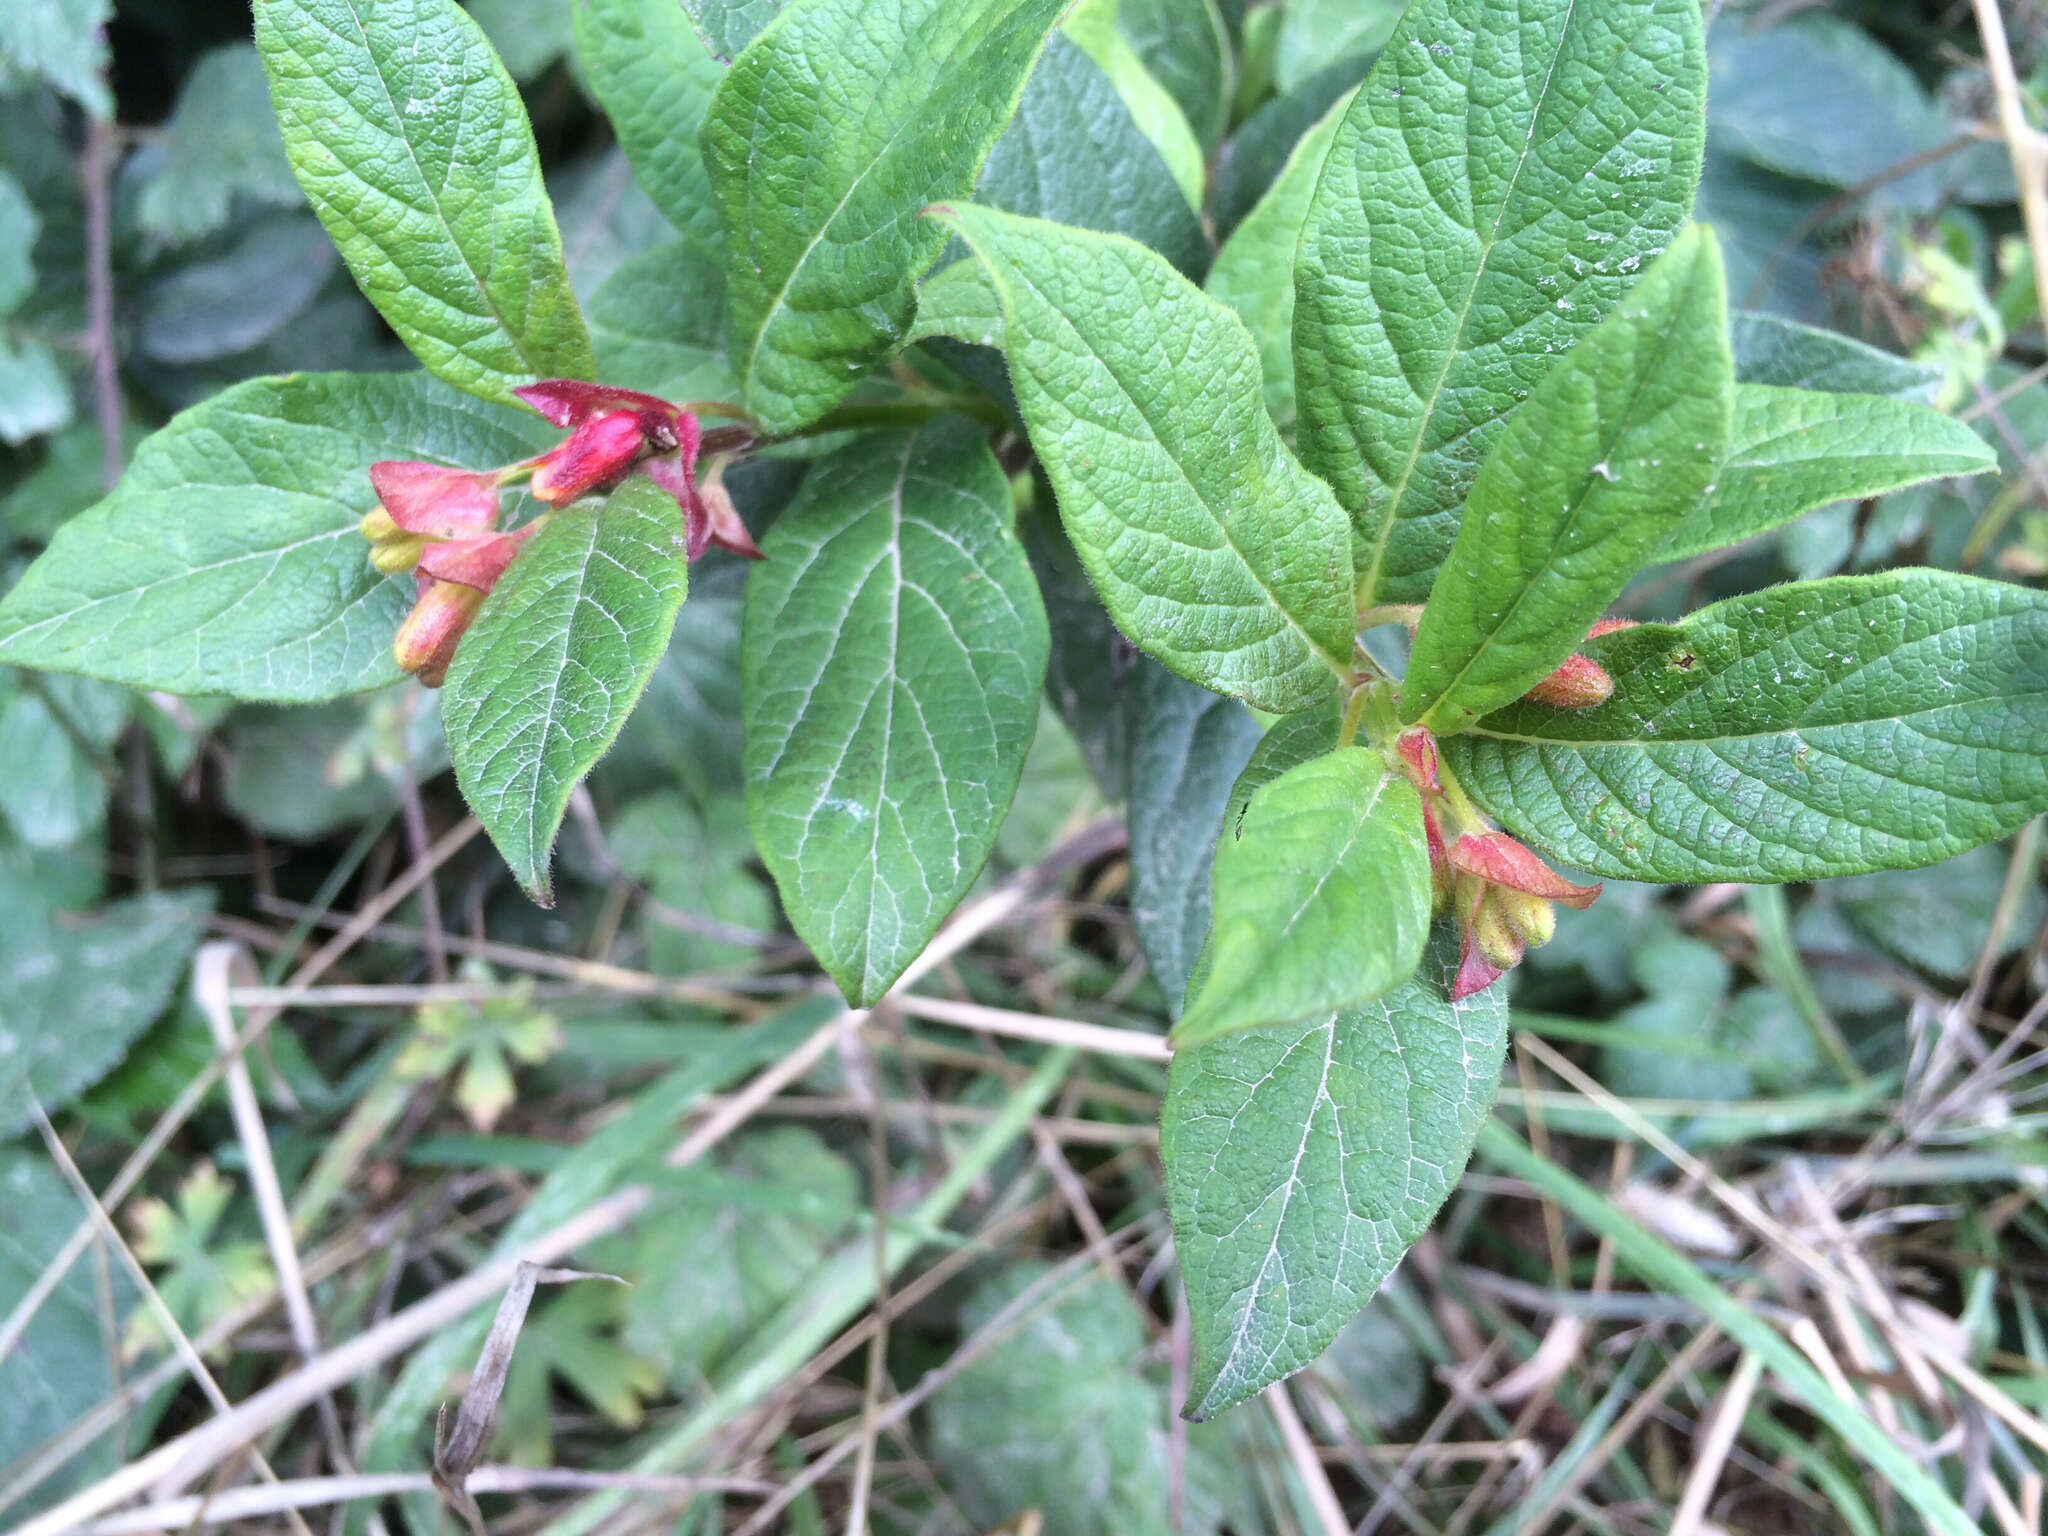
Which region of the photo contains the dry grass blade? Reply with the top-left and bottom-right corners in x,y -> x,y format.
433,1263 -> 625,1535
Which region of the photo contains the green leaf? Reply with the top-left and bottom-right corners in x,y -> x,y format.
1730,312 -> 1942,402
1834,844 -> 2045,983
1440,570 -> 2048,882
936,205 -> 1354,712
0,890 -> 209,1138
220,693 -> 446,841
134,44 -> 302,246
928,1264 -> 1239,1536
0,337 -> 71,446
620,1126 -> 859,1385
1273,0 -> 1399,93
1402,226 -> 1734,731
0,166 -> 39,317
1295,0 -> 1707,605
1129,668 -> 1263,1014
1060,0 -> 1205,209
1659,384 -> 1997,563
1208,52 -> 1368,236
1707,13 -> 1947,210
681,0 -> 785,58
1224,694 -> 1343,837
1173,746 -> 1431,1049
701,0 -> 1064,432
573,0 -> 727,259
468,0 -> 575,78
0,1150 -> 140,1516
0,372 -> 554,700
588,242 -> 735,402
1116,0 -> 1231,149
0,0 -> 110,116
1207,87 -> 1353,437
443,478 -> 690,904
741,419 -> 1049,1004
907,259 -> 1006,351
1163,930 -> 1507,1417
975,32 -> 1208,277
134,215 -> 336,366
0,672 -> 126,849
255,0 -> 593,405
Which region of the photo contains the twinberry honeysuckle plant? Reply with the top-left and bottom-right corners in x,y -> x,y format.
0,0 -> 2043,1434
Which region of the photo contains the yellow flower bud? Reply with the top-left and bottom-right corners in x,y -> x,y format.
359,507 -> 400,542
368,533 -> 427,574
1492,886 -> 1557,949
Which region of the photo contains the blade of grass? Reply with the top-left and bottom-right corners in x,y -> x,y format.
1475,1120 -> 1980,1536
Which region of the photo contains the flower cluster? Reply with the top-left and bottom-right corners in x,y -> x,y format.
1393,728 -> 1602,1000
1388,617 -> 1636,999
359,379 -> 761,686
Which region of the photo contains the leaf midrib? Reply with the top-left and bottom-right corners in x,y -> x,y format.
1356,0 -> 1580,605
991,241 -> 1352,680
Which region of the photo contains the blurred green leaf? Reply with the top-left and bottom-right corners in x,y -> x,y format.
134,44 -> 301,246
134,215 -> 336,365
588,242 -> 734,402
574,0 -> 726,257
1273,0 -> 1397,94
620,1126 -> 859,1386
975,32 -> 1208,277
928,1263 -> 1237,1534
0,0 -> 111,117
1836,843 -> 2046,981
0,888 -> 209,1138
0,1149 -> 138,1515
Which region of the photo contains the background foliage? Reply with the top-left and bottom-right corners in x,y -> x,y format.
6,0 -> 2048,1531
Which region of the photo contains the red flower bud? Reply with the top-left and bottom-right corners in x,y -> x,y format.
1448,832 -> 1601,909
1523,652 -> 1614,708
367,461 -> 500,538
393,580 -> 486,687
528,412 -> 648,505
1586,618 -> 1636,638
514,379 -> 676,429
1395,727 -> 1439,791
413,524 -> 536,592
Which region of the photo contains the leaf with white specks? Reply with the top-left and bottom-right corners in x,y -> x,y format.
443,478 -> 691,904
741,419 -> 1048,1004
0,372 -> 557,700
1440,570 -> 2048,882
1162,930 -> 1508,1418
1294,0 -> 1706,604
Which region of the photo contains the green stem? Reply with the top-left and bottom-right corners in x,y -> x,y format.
1337,685 -> 1371,749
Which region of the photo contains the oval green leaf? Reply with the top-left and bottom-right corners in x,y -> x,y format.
936,205 -> 1355,713
1171,746 -> 1431,1049
256,0 -> 593,405
742,419 -> 1050,1005
443,477 -> 691,904
1440,569 -> 2048,882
